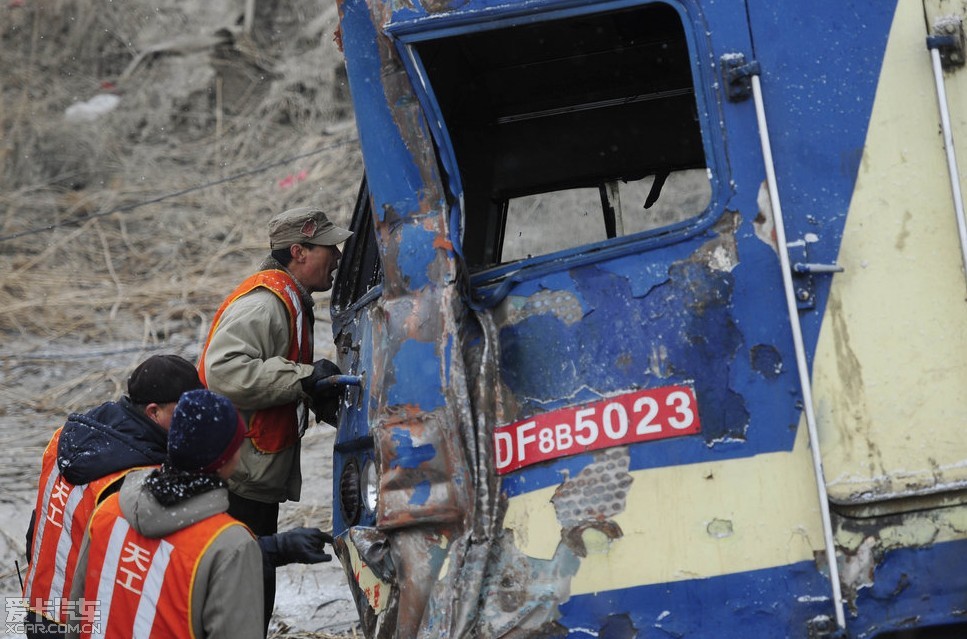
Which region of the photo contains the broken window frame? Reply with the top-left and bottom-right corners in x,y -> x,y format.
331,176 -> 384,314
390,0 -> 730,300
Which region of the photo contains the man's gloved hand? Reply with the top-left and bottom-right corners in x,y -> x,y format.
300,359 -> 342,425
260,527 -> 334,567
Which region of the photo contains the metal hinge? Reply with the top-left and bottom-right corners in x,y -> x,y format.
722,53 -> 760,102
807,615 -> 851,639
928,16 -> 966,70
788,234 -> 843,310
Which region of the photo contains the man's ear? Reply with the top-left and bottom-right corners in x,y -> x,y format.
290,243 -> 306,263
145,402 -> 162,423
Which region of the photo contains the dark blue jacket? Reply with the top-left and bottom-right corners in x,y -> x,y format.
57,396 -> 168,484
26,397 -> 168,561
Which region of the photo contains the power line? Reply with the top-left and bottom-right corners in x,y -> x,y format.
0,138 -> 357,243
0,342 -> 184,362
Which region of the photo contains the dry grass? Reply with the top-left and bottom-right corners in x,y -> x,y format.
0,0 -> 362,348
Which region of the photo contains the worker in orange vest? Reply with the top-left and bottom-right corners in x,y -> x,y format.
68,388 -> 333,638
197,206 -> 351,628
21,354 -> 203,638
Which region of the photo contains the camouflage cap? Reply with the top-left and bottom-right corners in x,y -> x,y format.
268,206 -> 352,249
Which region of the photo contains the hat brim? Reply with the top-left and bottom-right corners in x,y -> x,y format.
303,226 -> 353,246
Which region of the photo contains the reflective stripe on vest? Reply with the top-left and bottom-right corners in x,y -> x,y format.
198,269 -> 313,453
80,494 -> 241,639
22,429 -> 135,623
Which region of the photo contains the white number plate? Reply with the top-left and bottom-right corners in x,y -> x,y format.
494,385 -> 701,474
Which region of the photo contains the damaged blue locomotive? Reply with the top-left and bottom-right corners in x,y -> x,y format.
326,0 -> 967,636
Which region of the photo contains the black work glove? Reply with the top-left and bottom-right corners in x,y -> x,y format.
259,527 -> 334,568
300,359 -> 342,425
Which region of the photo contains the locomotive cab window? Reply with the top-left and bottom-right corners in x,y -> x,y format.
414,2 -> 712,270
331,177 -> 383,312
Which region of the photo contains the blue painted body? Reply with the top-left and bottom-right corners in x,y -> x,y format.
327,0 -> 967,636
556,538 -> 967,637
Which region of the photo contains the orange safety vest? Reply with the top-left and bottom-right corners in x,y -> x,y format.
78,494 -> 245,639
22,429 -> 140,623
198,269 -> 313,453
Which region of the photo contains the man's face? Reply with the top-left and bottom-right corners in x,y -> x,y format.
294,243 -> 342,293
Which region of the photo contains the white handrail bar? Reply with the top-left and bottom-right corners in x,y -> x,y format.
929,47 -> 967,286
751,74 -> 847,630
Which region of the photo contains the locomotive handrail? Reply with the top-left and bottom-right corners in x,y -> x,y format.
751,72 -> 847,631
927,32 -> 967,289
792,262 -> 844,274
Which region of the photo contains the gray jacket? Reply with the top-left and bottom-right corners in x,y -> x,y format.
68,469 -> 264,638
203,261 -> 317,503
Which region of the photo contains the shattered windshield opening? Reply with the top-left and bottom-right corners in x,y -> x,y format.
414,1 -> 712,270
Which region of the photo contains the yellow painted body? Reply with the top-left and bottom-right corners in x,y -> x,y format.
503,426 -> 825,591
813,0 -> 967,505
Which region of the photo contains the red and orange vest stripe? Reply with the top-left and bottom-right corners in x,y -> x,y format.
198,269 -> 313,453
22,429 -> 140,623
78,494 -> 245,639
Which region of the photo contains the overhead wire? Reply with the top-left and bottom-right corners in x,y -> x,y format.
0,137 -> 357,243
0,343 -> 181,362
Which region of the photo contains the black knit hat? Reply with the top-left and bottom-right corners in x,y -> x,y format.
168,389 -> 245,473
127,355 -> 203,405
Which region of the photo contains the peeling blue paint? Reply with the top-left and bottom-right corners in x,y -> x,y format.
850,539 -> 967,633
751,344 -> 783,379
389,427 -> 437,469
505,271 -> 578,300
409,480 -> 432,504
558,559 -> 832,637
397,224 -> 434,290
498,260 -> 748,445
444,335 -> 453,387
389,340 -> 444,410
597,242 -> 696,297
